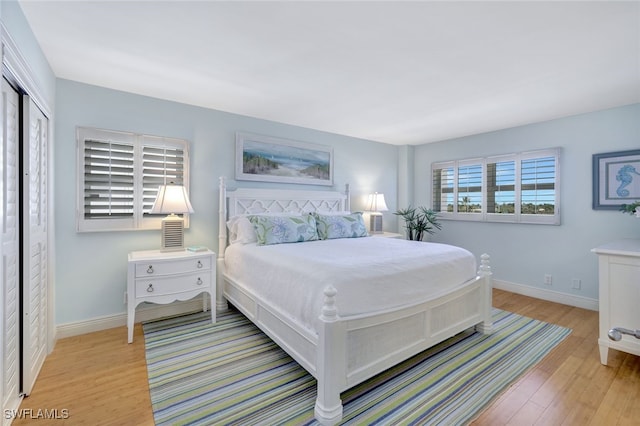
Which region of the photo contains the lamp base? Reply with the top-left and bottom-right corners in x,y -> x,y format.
369,213 -> 383,234
160,214 -> 185,251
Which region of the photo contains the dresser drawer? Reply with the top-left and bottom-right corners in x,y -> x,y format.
135,256 -> 212,277
135,272 -> 211,297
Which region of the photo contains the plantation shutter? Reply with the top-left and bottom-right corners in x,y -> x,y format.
521,155 -> 556,216
77,128 -> 189,232
486,159 -> 515,214
141,140 -> 186,216
457,162 -> 483,214
431,148 -> 559,225
432,164 -> 454,213
83,139 -> 135,219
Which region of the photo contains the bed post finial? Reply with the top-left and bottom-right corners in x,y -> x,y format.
479,253 -> 491,276
320,285 -> 338,322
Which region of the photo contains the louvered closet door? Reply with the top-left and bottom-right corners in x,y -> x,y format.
1,79 -> 21,419
22,96 -> 48,396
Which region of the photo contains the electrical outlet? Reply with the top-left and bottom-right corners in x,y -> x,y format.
124,291 -> 127,304
572,278 -> 581,289
544,274 -> 552,285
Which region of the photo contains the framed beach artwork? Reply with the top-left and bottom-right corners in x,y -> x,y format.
235,132 -> 333,186
592,149 -> 640,210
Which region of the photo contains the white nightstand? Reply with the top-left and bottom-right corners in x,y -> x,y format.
370,232 -> 404,239
127,248 -> 216,343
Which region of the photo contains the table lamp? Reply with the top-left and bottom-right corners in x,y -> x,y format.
366,192 -> 388,233
150,184 -> 194,251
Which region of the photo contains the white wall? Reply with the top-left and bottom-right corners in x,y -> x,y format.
413,104 -> 640,307
54,79 -> 399,326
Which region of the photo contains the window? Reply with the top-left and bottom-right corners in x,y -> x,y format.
457,161 -> 483,215
76,127 -> 190,232
432,148 -> 560,225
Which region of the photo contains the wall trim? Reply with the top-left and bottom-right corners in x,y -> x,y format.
2,21 -> 57,354
494,279 -> 599,311
56,280 -> 599,339
55,300 -> 207,339
1,22 -> 51,117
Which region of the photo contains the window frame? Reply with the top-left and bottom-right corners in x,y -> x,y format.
432,148 -> 560,225
76,127 -> 190,232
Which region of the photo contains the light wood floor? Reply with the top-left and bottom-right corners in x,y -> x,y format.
14,289 -> 640,425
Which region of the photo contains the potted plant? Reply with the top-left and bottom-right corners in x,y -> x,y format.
394,206 -> 442,241
620,201 -> 640,218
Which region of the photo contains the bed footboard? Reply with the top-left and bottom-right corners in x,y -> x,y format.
314,254 -> 493,425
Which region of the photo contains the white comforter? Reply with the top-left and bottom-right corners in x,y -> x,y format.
224,237 -> 477,331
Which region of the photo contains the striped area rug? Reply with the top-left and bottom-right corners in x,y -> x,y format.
143,308 -> 570,425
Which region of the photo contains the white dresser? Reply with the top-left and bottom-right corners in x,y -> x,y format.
127,249 -> 216,343
592,239 -> 640,365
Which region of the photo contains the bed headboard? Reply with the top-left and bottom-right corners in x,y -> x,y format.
218,176 -> 350,254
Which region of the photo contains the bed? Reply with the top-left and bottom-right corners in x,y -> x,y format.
216,177 -> 493,425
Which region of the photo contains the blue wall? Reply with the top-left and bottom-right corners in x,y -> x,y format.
413,104 -> 640,303
6,0 -> 640,326
54,79 -> 398,324
1,0 -> 56,104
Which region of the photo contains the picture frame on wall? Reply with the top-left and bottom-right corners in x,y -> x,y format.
592,149 -> 640,210
235,132 -> 333,186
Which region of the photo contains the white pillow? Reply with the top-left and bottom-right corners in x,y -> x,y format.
226,212 -> 302,244
227,216 -> 256,244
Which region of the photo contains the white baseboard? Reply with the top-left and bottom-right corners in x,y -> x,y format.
56,281 -> 598,339
493,279 -> 598,311
55,299 -> 206,339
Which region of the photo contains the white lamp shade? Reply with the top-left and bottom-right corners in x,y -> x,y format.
150,184 -> 194,214
366,192 -> 389,212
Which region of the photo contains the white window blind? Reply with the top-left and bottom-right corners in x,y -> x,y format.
141,141 -> 186,216
521,155 -> 556,216
432,164 -> 454,213
77,128 -> 190,232
432,148 -> 560,225
457,162 -> 483,214
83,140 -> 135,219
486,157 -> 515,215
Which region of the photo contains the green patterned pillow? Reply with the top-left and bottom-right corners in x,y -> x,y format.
249,214 -> 319,245
313,212 -> 369,239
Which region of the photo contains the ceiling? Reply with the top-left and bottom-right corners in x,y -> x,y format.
18,1 -> 640,146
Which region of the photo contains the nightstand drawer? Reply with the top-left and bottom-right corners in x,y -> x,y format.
127,248 -> 216,343
135,256 -> 212,277
135,273 -> 211,298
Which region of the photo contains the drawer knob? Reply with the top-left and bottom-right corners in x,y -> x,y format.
147,284 -> 154,293
197,260 -> 203,269
197,277 -> 203,285
147,265 -> 154,274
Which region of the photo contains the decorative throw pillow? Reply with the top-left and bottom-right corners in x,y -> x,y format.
313,212 -> 368,240
249,214 -> 319,245
227,212 -> 302,244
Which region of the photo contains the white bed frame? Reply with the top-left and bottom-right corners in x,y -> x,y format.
216,177 -> 493,425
